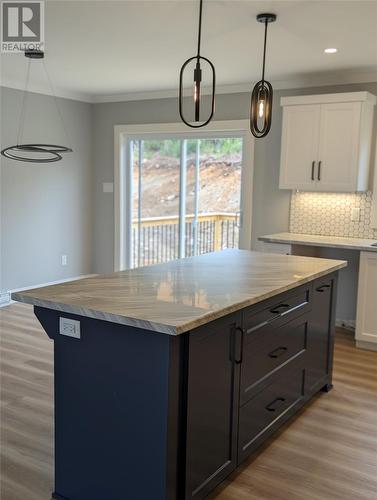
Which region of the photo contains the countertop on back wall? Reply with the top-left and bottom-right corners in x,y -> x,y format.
259,232 -> 377,252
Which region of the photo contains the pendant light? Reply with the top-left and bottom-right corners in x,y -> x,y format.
250,13 -> 277,138
1,50 -> 72,163
179,0 -> 215,128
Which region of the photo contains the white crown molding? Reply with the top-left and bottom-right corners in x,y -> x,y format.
2,69 -> 377,104
0,76 -> 94,103
92,69 -> 377,103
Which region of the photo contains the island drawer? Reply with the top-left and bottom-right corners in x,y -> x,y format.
240,315 -> 308,406
238,364 -> 305,463
242,284 -> 312,337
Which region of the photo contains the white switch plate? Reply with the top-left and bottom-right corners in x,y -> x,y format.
59,317 -> 81,339
61,254 -> 68,266
351,208 -> 360,222
103,182 -> 114,193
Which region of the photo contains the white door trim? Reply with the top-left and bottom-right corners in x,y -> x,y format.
114,120 -> 254,271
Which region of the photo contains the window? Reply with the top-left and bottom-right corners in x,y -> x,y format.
115,121 -> 253,271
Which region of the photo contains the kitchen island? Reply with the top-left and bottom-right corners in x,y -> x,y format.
13,250 -> 346,500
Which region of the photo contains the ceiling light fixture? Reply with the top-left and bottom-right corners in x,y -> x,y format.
250,13 -> 277,138
1,50 -> 72,163
324,48 -> 338,54
178,0 -> 215,128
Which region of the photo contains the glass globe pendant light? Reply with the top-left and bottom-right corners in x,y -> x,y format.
1,50 -> 72,163
250,13 -> 277,138
179,0 -> 216,128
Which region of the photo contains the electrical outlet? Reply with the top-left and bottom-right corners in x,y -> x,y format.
61,254 -> 68,266
351,208 -> 360,222
59,317 -> 81,339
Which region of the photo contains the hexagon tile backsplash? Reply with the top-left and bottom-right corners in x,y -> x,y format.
290,191 -> 377,239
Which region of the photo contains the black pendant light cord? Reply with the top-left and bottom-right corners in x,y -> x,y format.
261,20 -> 268,83
197,0 -> 203,58
16,56 -> 71,149
42,59 -> 72,149
17,58 -> 32,146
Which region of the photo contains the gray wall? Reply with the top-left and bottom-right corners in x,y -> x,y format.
2,80 -> 375,294
92,81 -> 377,274
0,87 -> 92,291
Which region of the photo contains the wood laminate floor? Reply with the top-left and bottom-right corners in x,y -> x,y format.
1,302 -> 376,500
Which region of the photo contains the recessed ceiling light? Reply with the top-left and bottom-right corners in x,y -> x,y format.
324,48 -> 338,54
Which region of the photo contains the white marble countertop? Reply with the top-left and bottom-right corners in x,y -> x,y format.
259,232 -> 377,252
12,250 -> 347,335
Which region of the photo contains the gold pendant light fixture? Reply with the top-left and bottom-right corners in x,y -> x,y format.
178,0 -> 216,128
1,50 -> 72,163
249,13 -> 277,138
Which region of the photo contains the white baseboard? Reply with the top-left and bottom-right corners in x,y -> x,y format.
356,340 -> 377,352
336,319 -> 356,332
0,274 -> 97,308
0,292 -> 11,306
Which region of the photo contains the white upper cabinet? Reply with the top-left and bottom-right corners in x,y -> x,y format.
279,92 -> 376,192
280,104 -> 321,191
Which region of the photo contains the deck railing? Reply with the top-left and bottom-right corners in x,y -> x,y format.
132,213 -> 239,267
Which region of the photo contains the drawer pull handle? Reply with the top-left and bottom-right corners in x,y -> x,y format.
316,284 -> 331,293
270,304 -> 290,314
246,301 -> 308,334
268,346 -> 288,359
266,397 -> 286,412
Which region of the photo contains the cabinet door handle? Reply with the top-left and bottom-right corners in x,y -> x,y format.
268,346 -> 288,359
316,284 -> 330,293
318,161 -> 322,181
311,161 -> 315,181
269,303 -> 290,314
265,397 -> 286,412
232,326 -> 244,364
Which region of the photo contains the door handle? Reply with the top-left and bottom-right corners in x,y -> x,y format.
311,161 -> 315,181
316,284 -> 331,293
318,161 -> 322,181
265,397 -> 286,412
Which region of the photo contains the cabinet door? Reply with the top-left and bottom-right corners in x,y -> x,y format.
317,102 -> 361,192
185,314 -> 241,500
279,104 -> 321,190
356,252 -> 377,347
306,276 -> 336,394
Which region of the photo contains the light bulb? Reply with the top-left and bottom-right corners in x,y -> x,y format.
194,82 -> 198,102
258,99 -> 265,118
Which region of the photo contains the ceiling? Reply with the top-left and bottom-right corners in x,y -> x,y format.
1,0 -> 377,102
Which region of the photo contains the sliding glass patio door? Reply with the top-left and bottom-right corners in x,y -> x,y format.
117,125 -> 253,270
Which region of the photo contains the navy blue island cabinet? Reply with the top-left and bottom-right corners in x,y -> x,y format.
31,271 -> 339,500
